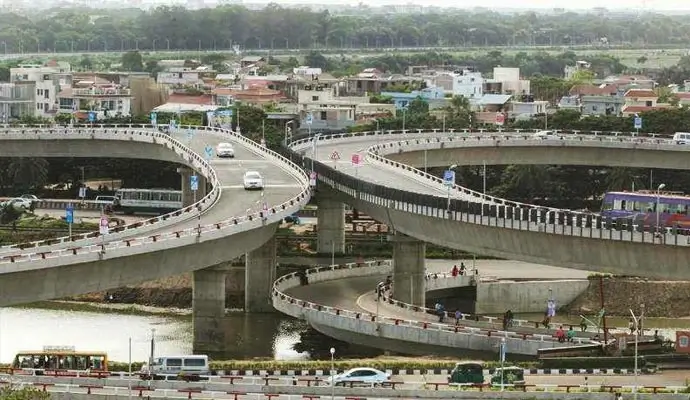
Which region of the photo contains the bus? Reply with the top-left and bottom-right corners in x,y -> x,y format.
140,355 -> 210,380
114,188 -> 183,215
12,346 -> 108,372
600,191 -> 690,231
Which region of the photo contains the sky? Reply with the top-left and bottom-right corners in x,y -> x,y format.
240,0 -> 690,11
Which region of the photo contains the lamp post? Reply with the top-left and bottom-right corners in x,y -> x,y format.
128,337 -> 132,400
656,183 -> 666,236
329,347 -> 336,400
500,338 -> 506,392
629,305 -> 644,400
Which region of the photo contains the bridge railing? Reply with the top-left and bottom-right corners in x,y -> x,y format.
272,262 -> 592,350
0,127 -> 310,266
288,129 -> 690,246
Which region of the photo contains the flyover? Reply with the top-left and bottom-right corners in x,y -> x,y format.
277,128 -> 688,353
0,125 -> 310,353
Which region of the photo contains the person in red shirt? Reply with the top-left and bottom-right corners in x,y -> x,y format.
451,265 -> 459,277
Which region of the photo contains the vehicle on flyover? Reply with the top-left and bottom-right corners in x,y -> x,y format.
243,171 -> 264,190
600,190 -> 690,231
139,355 -> 209,381
216,142 -> 235,158
113,188 -> 183,215
12,346 -> 108,373
325,367 -> 390,386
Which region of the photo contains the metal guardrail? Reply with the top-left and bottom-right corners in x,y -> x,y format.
0,125 -> 310,266
288,129 -> 690,247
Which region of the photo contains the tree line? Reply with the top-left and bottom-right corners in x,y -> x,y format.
2,6 -> 690,53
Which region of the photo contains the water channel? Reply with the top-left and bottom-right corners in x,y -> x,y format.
1,304 -> 690,364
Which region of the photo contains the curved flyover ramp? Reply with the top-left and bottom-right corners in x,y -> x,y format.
0,126 -> 309,306
272,263 -> 591,357
289,130 -> 690,279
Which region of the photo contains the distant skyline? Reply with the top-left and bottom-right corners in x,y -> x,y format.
233,0 -> 690,11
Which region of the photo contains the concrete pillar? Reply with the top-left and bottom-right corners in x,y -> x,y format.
389,233 -> 426,306
192,263 -> 230,352
245,236 -> 277,313
316,194 -> 345,255
178,167 -> 207,208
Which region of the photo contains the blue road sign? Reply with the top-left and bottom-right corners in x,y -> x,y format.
88,111 -> 96,122
187,129 -> 194,141
306,113 -> 313,125
443,170 -> 456,187
190,175 -> 199,191
65,206 -> 74,224
204,145 -> 213,160
150,112 -> 157,125
634,115 -> 642,130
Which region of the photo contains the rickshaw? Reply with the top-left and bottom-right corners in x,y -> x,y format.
447,362 -> 485,385
490,366 -> 525,386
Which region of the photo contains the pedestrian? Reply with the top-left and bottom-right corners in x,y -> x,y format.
459,262 -> 466,275
567,327 -> 575,342
628,318 -> 635,335
451,265 -> 459,277
579,317 -> 587,332
455,309 -> 462,325
556,326 -> 566,343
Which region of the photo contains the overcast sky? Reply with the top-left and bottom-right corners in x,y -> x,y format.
243,0 -> 690,11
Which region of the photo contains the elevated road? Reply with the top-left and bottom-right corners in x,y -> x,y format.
0,126 -> 309,306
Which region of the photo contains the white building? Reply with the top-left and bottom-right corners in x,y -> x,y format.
156,68 -> 204,86
451,69 -> 484,99
487,67 -> 531,95
57,86 -> 133,119
9,63 -> 69,118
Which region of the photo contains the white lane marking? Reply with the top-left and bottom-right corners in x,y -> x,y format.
221,184 -> 303,189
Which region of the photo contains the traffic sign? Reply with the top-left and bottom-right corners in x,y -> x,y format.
495,113 -> 505,126
330,151 -> 341,161
65,206 -> 74,224
309,171 -> 317,187
443,170 -> 456,187
190,175 -> 199,191
78,187 -> 86,199
170,119 -> 177,131
262,202 -> 268,212
634,114 -> 642,130
204,145 -> 213,160
306,113 -> 313,125
351,153 -> 362,166
150,112 -> 157,126
88,111 -> 96,123
187,129 -> 194,141
99,216 -> 109,235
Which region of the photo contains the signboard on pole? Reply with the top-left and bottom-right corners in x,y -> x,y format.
443,170 -> 456,187
330,151 -> 341,161
634,114 -> 642,130
78,187 -> 86,199
190,175 -> 199,192
150,112 -> 157,126
204,145 -> 213,160
351,153 -> 362,167
495,113 -> 505,126
306,113 -> 313,125
88,111 -> 96,123
99,216 -> 109,235
65,205 -> 74,224
187,129 -> 194,141
500,341 -> 506,363
309,171 -> 317,187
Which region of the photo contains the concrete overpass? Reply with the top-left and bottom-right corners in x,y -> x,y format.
0,125 -> 310,354
277,128 -> 689,353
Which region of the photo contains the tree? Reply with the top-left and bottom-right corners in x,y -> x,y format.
79,55 -> 92,71
7,158 -> 49,192
407,97 -> 429,115
121,51 -> 144,72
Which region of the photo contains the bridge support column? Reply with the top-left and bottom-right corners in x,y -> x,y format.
178,167 -> 207,208
192,263 -> 230,353
316,193 -> 345,255
245,236 -> 277,313
389,233 -> 426,306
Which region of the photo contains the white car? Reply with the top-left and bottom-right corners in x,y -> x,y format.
2,198 -> 32,210
20,194 -> 40,203
243,171 -> 264,190
326,367 -> 390,386
533,130 -> 556,139
216,142 -> 235,158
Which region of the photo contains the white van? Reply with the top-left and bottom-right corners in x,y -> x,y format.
142,355 -> 209,377
673,132 -> 690,145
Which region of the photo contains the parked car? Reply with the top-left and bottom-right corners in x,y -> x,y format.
2,198 -> 33,210
283,214 -> 301,224
325,367 -> 390,386
448,362 -> 485,385
216,142 -> 235,158
20,194 -> 40,203
243,171 -> 264,190
533,130 -> 556,139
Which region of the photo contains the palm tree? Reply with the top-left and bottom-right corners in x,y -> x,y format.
8,158 -> 49,193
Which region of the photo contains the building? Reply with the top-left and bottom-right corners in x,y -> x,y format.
345,68 -> 425,96
621,89 -> 663,116
564,60 -> 591,80
581,95 -> 625,116
57,86 -> 133,119
511,94 -> 548,118
557,95 -> 582,112
156,68 -> 206,86
0,83 -> 34,122
486,67 -> 530,95
9,63 -> 69,118
212,86 -> 285,107
380,86 -> 446,110
297,86 -> 395,131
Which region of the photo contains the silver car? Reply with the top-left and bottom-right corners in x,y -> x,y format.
325,367 -> 390,387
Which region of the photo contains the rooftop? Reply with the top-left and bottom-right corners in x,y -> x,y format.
624,89 -> 658,98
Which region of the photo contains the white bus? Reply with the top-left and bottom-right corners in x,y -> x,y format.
141,355 -> 210,379
113,188 -> 182,215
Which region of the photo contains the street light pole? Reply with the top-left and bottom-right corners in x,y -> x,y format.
656,183 -> 666,236
629,307 -> 641,400
329,347 -> 336,400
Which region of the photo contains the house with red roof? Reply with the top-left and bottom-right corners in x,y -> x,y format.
621,88 -> 672,116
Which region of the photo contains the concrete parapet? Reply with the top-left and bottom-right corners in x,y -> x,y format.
389,233 -> 426,306
475,279 -> 590,315
245,234 -> 278,312
316,191 -> 345,254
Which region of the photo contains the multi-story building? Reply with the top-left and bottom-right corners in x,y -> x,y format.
345,68 -> 425,96
9,63 -> 70,118
426,69 -> 483,98
380,86 -> 446,110
486,67 -> 531,95
0,83 -> 34,122
57,85 -> 133,119
156,68 -> 205,86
